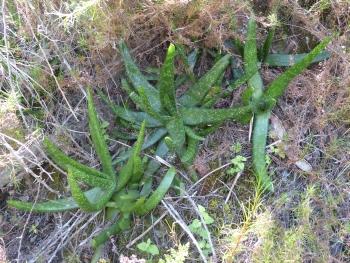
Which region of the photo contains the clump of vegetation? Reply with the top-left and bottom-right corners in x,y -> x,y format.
231,18 -> 331,191
7,89 -> 176,261
102,41 -> 250,167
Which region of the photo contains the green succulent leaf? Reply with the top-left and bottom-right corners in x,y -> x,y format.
180,106 -> 252,126
137,87 -> 166,122
260,26 -> 275,62
244,19 -> 264,101
159,43 -> 177,114
92,213 -> 131,249
264,36 -> 331,101
115,128 -> 167,164
7,188 -> 104,212
179,54 -> 231,107
264,51 -> 330,67
180,137 -> 200,165
67,166 -> 115,212
87,88 -> 115,179
137,167 -> 176,215
166,116 -> 186,153
119,40 -> 161,110
185,127 -> 205,141
99,90 -> 162,127
244,19 -> 273,190
252,112 -> 274,191
43,139 -> 109,179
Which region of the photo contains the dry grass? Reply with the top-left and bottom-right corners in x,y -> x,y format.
0,0 -> 349,262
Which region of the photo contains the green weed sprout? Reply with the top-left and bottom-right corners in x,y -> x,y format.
7,88 -> 176,259
100,41 -> 250,167
240,19 -> 331,191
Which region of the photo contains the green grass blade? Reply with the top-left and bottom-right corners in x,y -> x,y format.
137,167 -> 176,215
43,138 -> 109,179
119,40 -> 161,110
179,54 -> 231,107
7,188 -> 103,213
180,106 -> 252,125
264,51 -> 330,67
159,43 -> 177,114
87,88 -> 115,179
264,36 -> 331,100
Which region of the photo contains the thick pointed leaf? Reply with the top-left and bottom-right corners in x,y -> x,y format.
252,112 -> 274,191
140,140 -> 169,197
244,19 -> 273,191
44,139 -> 109,179
179,54 -> 231,107
166,116 -> 186,152
98,90 -> 161,127
120,78 -> 142,106
114,128 -> 167,164
185,127 -> 205,141
66,165 -> 112,189
116,158 -> 133,192
180,138 -> 200,165
180,106 -> 252,126
137,88 -> 165,122
119,40 -> 161,110
244,19 -> 264,101
87,88 -> 115,179
264,51 -> 330,67
7,188 -> 103,213
68,166 -> 115,212
159,43 -> 177,114
92,213 -> 131,249
264,36 -> 331,100
260,26 -> 275,62
137,167 -> 176,215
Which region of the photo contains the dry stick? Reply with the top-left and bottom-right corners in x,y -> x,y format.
225,171 -> 243,204
188,162 -> 232,192
162,200 -> 208,263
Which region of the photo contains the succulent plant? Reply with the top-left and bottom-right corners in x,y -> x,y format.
101,41 -> 251,167
7,88 -> 176,259
239,18 -> 331,191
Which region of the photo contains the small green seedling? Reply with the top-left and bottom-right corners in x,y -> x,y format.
137,238 -> 160,257
100,41 -> 250,168
7,88 -> 176,261
227,155 -> 247,176
188,205 -> 215,257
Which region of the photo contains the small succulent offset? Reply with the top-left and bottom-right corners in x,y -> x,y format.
237,18 -> 331,191
101,41 -> 250,166
7,88 -> 176,258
